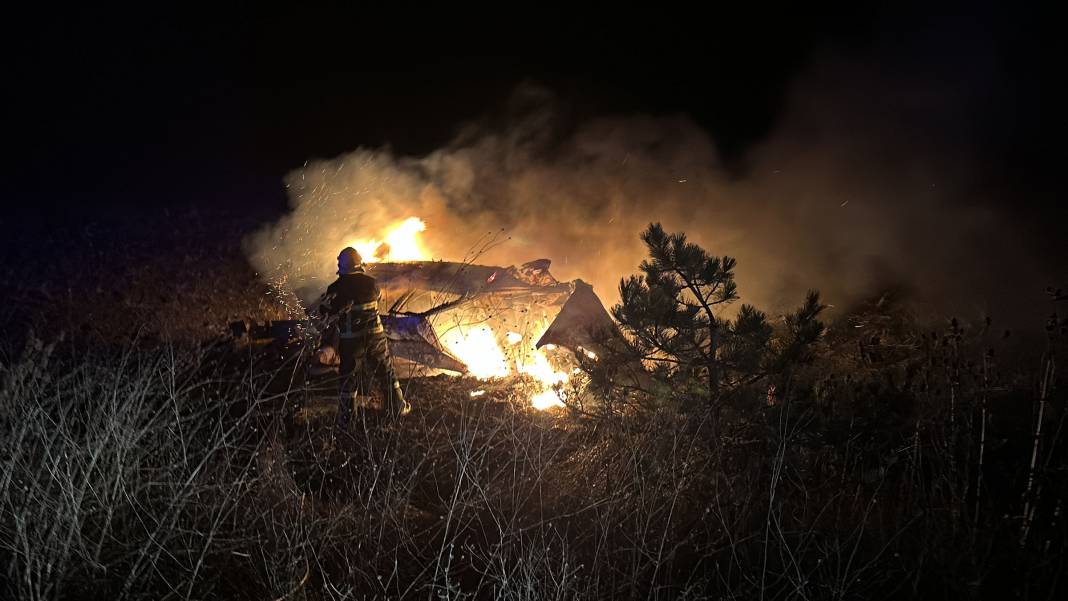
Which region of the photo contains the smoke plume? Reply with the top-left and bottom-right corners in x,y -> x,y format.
247,59 -> 1058,325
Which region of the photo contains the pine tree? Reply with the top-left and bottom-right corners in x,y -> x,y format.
608,223 -> 826,410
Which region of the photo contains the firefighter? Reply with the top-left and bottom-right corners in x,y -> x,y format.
319,247 -> 410,429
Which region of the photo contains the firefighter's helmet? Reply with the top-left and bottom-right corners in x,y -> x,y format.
337,247 -> 363,275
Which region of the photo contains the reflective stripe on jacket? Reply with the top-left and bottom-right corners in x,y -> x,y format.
340,306 -> 384,338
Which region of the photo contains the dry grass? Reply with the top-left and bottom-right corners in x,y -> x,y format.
0,312 -> 1063,600
0,210 -> 1063,599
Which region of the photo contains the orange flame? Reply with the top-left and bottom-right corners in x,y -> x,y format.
437,317 -> 569,410
350,217 -> 428,263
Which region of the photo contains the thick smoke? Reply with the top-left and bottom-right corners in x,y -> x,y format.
247,60 -> 1056,324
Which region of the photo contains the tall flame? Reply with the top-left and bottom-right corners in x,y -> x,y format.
350,217 -> 428,263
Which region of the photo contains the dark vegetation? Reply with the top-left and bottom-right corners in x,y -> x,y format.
1,211 -> 1064,600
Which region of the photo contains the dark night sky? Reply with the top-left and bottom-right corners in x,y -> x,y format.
5,4 -> 1066,228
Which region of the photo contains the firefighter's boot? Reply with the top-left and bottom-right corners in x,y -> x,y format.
386,384 -> 411,417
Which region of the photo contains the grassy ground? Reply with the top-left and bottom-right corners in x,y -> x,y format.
0,209 -> 1064,599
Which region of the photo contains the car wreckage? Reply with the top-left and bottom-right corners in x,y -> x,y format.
235,259 -> 622,380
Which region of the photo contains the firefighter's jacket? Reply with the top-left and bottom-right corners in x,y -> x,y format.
320,271 -> 385,339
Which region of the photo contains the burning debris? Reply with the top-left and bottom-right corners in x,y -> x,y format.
370,258 -> 617,408
242,214 -> 625,409
379,312 -> 467,374
239,261 -> 618,409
